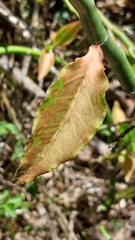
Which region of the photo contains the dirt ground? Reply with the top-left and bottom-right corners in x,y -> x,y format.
0,0 -> 135,239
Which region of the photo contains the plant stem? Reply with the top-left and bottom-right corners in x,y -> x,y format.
68,0 -> 135,99
0,45 -> 63,66
0,45 -> 41,57
99,225 -> 112,240
98,10 -> 135,58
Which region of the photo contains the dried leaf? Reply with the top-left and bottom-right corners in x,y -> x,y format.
112,100 -> 126,124
13,45 -> 108,184
118,150 -> 135,182
37,49 -> 55,81
52,20 -> 81,47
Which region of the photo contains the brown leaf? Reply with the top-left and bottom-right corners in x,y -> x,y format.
37,49 -> 54,81
118,150 -> 135,182
112,100 -> 126,125
13,45 -> 108,184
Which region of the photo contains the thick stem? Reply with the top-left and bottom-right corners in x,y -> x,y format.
98,10 -> 135,57
68,0 -> 135,99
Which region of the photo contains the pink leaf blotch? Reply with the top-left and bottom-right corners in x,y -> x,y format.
37,49 -> 55,81
13,45 -> 109,184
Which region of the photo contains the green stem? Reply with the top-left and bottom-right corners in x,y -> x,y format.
98,10 -> 135,58
99,225 -> 112,240
0,45 -> 41,57
0,45 -> 64,66
68,0 -> 135,99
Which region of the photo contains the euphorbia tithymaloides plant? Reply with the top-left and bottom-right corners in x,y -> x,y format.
13,0 -> 135,184
68,0 -> 135,99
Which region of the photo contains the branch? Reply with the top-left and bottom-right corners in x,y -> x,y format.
98,10 -> 135,59
68,0 -> 135,99
0,45 -> 41,57
0,55 -> 45,98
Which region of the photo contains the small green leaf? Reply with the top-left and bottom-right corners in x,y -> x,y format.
8,196 -> 23,205
0,190 -> 9,201
11,138 -> 24,161
26,180 -> 39,196
3,205 -> 17,218
24,225 -> 33,231
99,225 -> 112,240
52,20 -> 81,47
0,121 -> 20,136
115,186 -> 135,200
0,209 -> 5,217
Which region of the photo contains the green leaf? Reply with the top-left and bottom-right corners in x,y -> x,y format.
99,225 -> 112,240
0,121 -> 20,136
6,123 -> 20,135
0,190 -> 9,200
52,20 -> 81,47
24,225 -> 33,231
26,180 -> 39,196
0,121 -> 9,136
115,186 -> 135,200
0,209 -> 5,217
13,45 -> 109,184
3,205 -> 17,218
11,138 -> 24,161
8,196 -> 23,205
